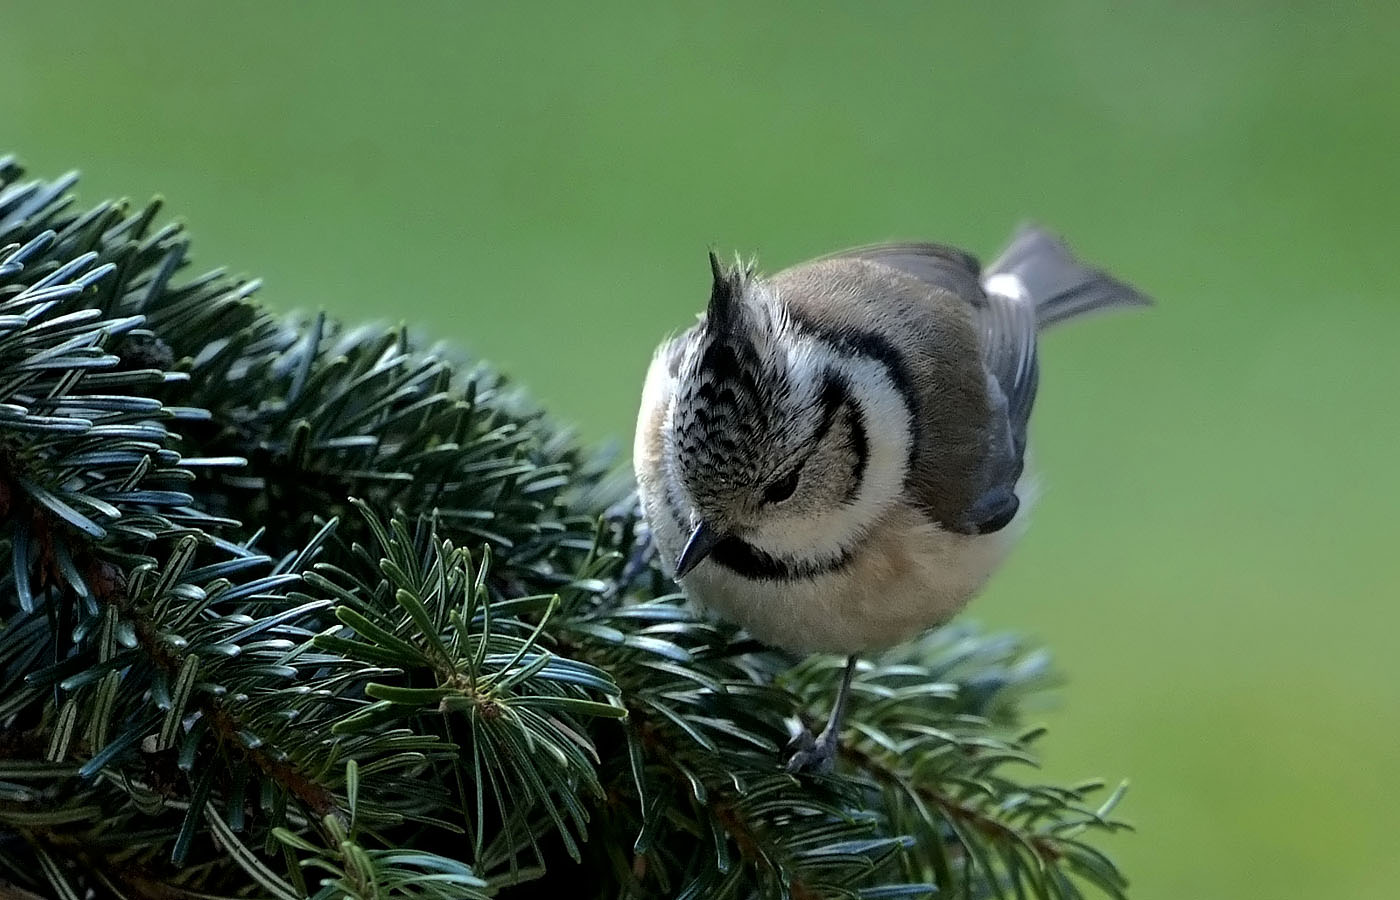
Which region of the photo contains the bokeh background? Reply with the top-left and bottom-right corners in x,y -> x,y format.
5,3 -> 1397,897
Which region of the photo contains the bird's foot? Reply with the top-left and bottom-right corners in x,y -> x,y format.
784,721 -> 839,775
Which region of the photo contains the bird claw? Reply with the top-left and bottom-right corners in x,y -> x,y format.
784,723 -> 838,775
784,719 -> 815,752
783,656 -> 858,775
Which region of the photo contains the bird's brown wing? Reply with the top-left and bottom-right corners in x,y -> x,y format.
817,243 -> 1036,534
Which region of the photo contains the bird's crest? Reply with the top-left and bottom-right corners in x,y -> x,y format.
705,250 -> 753,336
669,250 -> 784,504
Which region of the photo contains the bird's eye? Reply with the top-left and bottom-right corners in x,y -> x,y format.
761,468 -> 800,504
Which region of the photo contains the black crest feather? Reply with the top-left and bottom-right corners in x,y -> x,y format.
706,250 -> 743,333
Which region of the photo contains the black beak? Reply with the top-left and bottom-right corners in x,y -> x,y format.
674,521 -> 722,578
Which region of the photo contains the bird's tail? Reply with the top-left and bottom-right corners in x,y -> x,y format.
986,224 -> 1151,330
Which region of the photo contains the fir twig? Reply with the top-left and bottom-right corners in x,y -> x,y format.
0,157 -> 1129,900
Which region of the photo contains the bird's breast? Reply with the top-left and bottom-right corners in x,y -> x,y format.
675,501 -> 1023,655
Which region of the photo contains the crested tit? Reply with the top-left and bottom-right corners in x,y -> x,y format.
633,226 -> 1148,771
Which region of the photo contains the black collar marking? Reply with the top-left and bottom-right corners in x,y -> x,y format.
782,309 -> 920,471
845,389 -> 869,504
709,532 -> 856,582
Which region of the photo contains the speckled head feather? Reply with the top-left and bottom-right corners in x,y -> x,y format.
668,254 -> 811,524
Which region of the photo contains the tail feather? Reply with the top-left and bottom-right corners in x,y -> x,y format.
987,224 -> 1151,330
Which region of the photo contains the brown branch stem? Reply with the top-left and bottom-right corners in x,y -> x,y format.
621,696 -> 825,899
5,479 -> 341,822
840,741 -> 1062,863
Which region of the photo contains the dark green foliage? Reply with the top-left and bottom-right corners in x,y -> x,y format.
0,157 -> 1129,900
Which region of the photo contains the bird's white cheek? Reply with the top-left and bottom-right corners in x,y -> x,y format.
746,506 -> 872,557
742,351 -> 912,563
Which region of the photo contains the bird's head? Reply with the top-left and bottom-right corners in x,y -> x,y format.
666,253 -> 870,576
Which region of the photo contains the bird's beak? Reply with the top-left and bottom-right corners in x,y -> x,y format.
674,520 -> 722,578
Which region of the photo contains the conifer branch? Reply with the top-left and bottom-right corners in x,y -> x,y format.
0,157 -> 1130,900
0,490 -> 343,823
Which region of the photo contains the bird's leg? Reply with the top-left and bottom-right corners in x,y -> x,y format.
785,655 -> 858,774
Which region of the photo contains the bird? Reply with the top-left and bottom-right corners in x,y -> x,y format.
632,225 -> 1149,773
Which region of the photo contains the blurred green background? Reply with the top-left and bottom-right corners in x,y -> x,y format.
4,2 -> 1397,897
